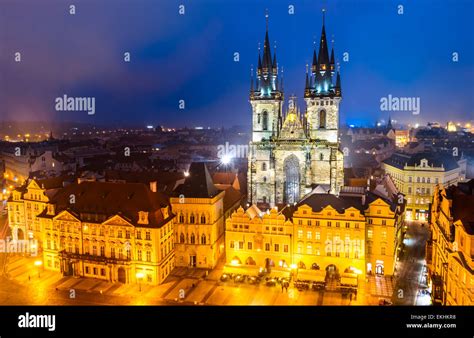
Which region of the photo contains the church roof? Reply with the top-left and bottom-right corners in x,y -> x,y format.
174,162 -> 219,198
279,107 -> 306,139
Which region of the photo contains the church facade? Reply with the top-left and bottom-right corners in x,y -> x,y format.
248,14 -> 344,206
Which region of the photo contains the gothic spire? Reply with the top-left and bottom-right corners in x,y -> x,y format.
317,9 -> 330,68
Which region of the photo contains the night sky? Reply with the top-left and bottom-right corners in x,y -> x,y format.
1,0 -> 473,128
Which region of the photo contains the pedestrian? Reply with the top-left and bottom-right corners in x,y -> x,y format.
281,284 -> 284,293
28,275 -> 30,281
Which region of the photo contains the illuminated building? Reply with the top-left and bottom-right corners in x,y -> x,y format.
395,129 -> 410,148
383,153 -> 466,221
225,190 -> 404,284
170,163 -> 242,269
428,180 -> 474,305
248,12 -> 343,206
36,181 -> 175,285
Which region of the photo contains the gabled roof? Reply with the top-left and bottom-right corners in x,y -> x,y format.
383,152 -> 460,171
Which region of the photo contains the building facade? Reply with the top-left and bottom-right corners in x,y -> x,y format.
226,191 -> 404,284
171,163 -> 227,269
35,181 -> 175,285
247,14 -> 344,206
383,152 -> 466,221
427,181 -> 474,305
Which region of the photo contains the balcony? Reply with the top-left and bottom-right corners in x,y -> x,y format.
58,250 -> 131,265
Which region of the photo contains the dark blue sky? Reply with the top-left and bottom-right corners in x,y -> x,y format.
1,0 -> 473,128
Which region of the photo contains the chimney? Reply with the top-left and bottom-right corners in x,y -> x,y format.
150,181 -> 157,192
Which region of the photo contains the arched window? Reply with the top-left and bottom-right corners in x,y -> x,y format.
190,233 -> 196,244
263,177 -> 267,183
179,214 -> 184,223
319,110 -> 326,128
262,110 -> 269,131
257,113 -> 261,124
180,233 -> 185,243
262,162 -> 267,171
200,215 -> 206,224
319,153 -> 324,161
201,233 -> 206,245
190,214 -> 195,224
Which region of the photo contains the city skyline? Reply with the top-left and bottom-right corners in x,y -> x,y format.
1,0 -> 473,128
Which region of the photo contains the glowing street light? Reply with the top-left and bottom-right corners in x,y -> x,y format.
221,154 -> 232,165
34,260 -> 43,278
136,272 -> 144,292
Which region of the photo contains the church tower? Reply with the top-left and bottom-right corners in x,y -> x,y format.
304,9 -> 342,143
249,12 -> 283,142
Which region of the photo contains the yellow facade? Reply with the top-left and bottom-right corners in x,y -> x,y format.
225,207 -> 293,268
225,194 -> 403,280
38,210 -> 174,285
428,184 -> 474,305
8,179 -> 50,243
383,155 -> 466,222
171,192 -> 226,269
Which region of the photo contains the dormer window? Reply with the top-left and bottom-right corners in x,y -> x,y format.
138,211 -> 149,225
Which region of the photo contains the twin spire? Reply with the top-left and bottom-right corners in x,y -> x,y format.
251,9 -> 342,100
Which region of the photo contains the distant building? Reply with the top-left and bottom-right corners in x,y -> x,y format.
382,152 -> 467,221
428,180 -> 474,305
395,129 -> 410,148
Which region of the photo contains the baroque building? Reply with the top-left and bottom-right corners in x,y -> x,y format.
248,13 -> 344,206
427,180 -> 474,305
225,189 -> 404,286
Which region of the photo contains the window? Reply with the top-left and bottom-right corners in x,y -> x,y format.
307,231 -> 312,240
200,215 -> 206,224
284,245 -> 289,253
336,222 -> 340,228
319,110 -> 326,128
111,248 -> 115,258
381,247 -> 386,255
262,162 -> 267,171
345,222 -> 350,228
319,153 -> 324,161
368,219 -> 373,224
298,220 -> 303,225
101,268 -> 106,276
257,113 -> 261,124
126,230 -> 130,239
408,187 -> 412,194
382,231 -> 387,240
146,251 -> 151,262
230,241 -> 234,249
180,233 -> 185,243
265,243 -> 270,251
382,220 -> 387,226
239,241 -> 244,249
100,227 -> 104,236
377,209 -> 381,215
248,242 -> 253,250
100,246 -> 105,257
315,232 -> 321,240
190,233 -> 196,244
274,244 -> 279,252
117,230 -> 123,239
307,220 -> 312,226
201,234 -> 207,245
179,214 -> 184,223
85,267 -> 90,274
126,248 -> 131,260
262,110 -> 269,130
138,250 -> 142,261
190,214 -> 195,224
92,246 -> 97,256
146,231 -> 151,240
354,251 -> 359,259
297,229 -> 303,239
327,221 -> 332,227
368,229 -> 373,239
409,177 -> 412,183
118,248 -> 123,259
315,221 -> 320,227
93,267 -> 98,275
306,244 -> 312,255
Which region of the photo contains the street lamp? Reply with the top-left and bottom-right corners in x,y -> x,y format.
136,272 -> 144,292
34,260 -> 43,278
